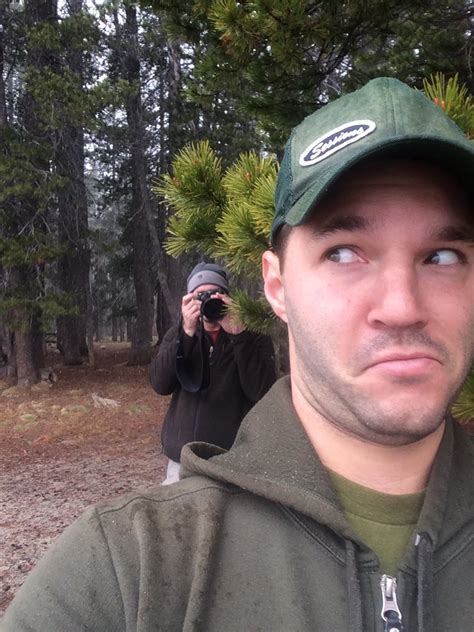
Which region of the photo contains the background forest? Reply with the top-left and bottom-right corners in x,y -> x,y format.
0,0 -> 472,387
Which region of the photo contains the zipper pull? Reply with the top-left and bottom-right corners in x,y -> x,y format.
209,345 -> 214,359
380,575 -> 403,631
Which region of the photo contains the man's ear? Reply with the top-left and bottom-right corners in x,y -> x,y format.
262,250 -> 288,323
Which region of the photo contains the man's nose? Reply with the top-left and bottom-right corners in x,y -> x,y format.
367,264 -> 428,329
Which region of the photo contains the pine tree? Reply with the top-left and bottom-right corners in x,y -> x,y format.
0,0 -> 60,385
145,0 -> 472,150
26,3 -> 101,365
0,0 -> 108,381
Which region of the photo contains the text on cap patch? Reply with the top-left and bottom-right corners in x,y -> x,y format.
299,120 -> 376,167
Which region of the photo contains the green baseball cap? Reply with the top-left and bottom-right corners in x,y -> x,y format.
272,77 -> 474,242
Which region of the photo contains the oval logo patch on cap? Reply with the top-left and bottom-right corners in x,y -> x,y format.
299,120 -> 376,166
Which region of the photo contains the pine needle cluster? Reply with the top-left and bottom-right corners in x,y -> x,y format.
423,73 -> 473,138
227,289 -> 277,336
215,152 -> 277,277
452,370 -> 474,424
154,141 -> 278,332
155,141 -> 227,258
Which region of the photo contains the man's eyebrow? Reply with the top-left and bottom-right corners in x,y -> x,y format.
434,225 -> 474,244
313,215 -> 373,239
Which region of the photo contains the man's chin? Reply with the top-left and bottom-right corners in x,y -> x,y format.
362,376 -> 454,408
356,404 -> 447,446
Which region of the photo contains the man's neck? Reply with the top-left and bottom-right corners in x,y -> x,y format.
292,387 -> 445,495
203,321 -> 221,333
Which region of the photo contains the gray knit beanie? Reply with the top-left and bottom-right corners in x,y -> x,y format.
187,262 -> 229,294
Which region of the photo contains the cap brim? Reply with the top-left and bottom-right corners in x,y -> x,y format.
284,137 -> 474,228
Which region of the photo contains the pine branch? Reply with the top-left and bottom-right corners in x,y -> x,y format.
154,141 -> 226,216
159,142 -> 279,331
452,370 -> 474,423
222,150 -> 277,200
214,199 -> 270,277
212,151 -> 276,274
165,213 -> 219,257
154,141 -> 227,256
229,288 -> 278,336
423,73 -> 473,138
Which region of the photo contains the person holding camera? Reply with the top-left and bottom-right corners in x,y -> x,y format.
149,262 -> 276,484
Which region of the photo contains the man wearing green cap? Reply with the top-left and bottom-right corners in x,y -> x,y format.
4,78 -> 474,631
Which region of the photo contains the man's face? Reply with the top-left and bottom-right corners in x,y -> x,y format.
263,161 -> 474,446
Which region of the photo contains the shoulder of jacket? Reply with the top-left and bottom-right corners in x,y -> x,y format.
155,324 -> 182,348
94,476 -> 242,521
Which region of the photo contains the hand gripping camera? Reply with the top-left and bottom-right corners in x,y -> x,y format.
197,290 -> 227,322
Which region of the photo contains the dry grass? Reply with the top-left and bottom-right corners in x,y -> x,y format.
0,343 -> 169,613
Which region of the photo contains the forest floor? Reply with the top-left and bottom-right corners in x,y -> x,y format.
0,342 -> 169,615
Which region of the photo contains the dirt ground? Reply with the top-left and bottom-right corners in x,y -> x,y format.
0,342 -> 169,615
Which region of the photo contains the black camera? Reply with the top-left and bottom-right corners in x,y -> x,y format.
197,290 -> 227,322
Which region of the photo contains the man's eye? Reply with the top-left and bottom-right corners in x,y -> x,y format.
426,249 -> 463,265
326,247 -> 361,264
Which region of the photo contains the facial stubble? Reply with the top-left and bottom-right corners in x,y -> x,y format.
288,306 -> 474,447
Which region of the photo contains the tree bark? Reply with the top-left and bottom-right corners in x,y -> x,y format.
126,315 -> 133,342
128,205 -> 154,365
152,36 -> 196,339
55,0 -> 89,365
0,2 -> 7,127
10,267 -> 38,386
15,329 -> 37,386
112,316 -> 118,342
86,267 -> 95,367
121,5 -> 178,352
121,4 -> 171,365
6,0 -> 58,384
165,38 -> 185,161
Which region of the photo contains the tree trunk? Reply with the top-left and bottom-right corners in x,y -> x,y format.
128,209 -> 154,364
112,316 -> 118,342
126,316 -> 133,342
86,268 -> 95,368
110,273 -> 118,342
93,281 -> 101,342
0,2 -> 7,127
121,5 -> 178,351
165,38 -> 185,161
150,36 -> 193,340
154,252 -> 187,340
0,327 -> 16,377
56,169 -> 89,365
10,267 -> 39,385
55,0 -> 89,365
31,311 -> 44,370
15,329 -> 37,387
121,5 -> 159,365
8,0 -> 58,384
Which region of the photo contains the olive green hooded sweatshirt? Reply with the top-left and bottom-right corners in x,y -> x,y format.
3,377 -> 474,631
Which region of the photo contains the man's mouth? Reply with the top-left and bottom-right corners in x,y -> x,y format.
365,352 -> 441,378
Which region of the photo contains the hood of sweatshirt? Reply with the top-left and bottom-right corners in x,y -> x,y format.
181,376 -> 474,570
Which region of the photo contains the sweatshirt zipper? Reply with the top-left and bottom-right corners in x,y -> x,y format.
209,345 -> 214,359
380,575 -> 403,631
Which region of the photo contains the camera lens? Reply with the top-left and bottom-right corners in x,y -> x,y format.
201,297 -> 226,321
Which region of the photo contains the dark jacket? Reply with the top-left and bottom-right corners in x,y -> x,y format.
4,377 -> 474,631
149,323 -> 276,462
